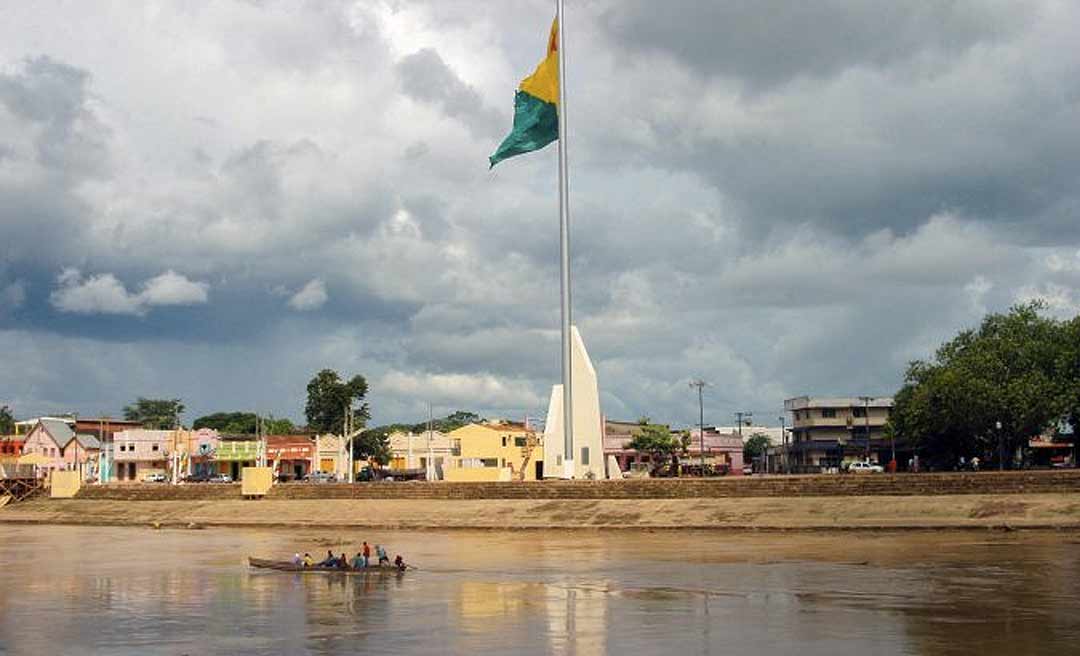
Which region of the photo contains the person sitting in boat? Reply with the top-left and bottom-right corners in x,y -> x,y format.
338,552 -> 349,569
303,553 -> 314,567
394,555 -> 407,572
291,553 -> 302,566
350,551 -> 366,569
376,545 -> 390,566
317,550 -> 337,567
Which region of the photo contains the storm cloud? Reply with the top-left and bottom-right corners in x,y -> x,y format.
1,1 -> 1078,428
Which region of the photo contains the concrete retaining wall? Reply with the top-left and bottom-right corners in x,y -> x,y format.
72,470 -> 1080,501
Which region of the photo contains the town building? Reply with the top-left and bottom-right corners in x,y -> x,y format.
266,435 -> 314,480
784,396 -> 896,471
110,429 -> 175,482
0,435 -> 25,457
445,422 -> 542,482
387,430 -> 456,479
315,434 -> 345,478
216,436 -> 261,480
602,420 -> 745,476
21,419 -> 101,479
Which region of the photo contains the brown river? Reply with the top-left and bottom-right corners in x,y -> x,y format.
0,525 -> 1078,655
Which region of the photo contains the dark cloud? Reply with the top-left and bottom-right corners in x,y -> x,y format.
1,1 -> 1079,429
600,1 -> 1032,90
396,48 -> 504,138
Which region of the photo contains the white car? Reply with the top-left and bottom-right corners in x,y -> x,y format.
143,472 -> 167,483
847,461 -> 884,474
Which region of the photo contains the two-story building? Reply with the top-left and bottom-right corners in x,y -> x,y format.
216,436 -> 261,480
388,430 -> 456,479
22,419 -> 101,479
445,422 -> 542,481
784,396 -> 895,471
266,435 -> 314,480
110,429 -> 176,481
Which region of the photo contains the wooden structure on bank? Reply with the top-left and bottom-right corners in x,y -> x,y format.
0,477 -> 44,503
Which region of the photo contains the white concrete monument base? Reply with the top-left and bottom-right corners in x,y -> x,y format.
543,326 -> 605,480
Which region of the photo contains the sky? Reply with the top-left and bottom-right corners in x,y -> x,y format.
2,1 -> 1079,429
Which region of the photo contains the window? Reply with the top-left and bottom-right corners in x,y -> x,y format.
514,437 -> 527,447
152,444 -> 159,451
581,447 -> 590,466
481,458 -> 499,468
852,407 -> 866,418
118,444 -> 125,452
501,436 -> 507,447
821,409 -> 837,418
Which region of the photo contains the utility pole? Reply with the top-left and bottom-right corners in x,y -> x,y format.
779,415 -> 787,475
427,402 -> 434,481
735,411 -> 753,470
689,380 -> 707,476
858,396 -> 872,461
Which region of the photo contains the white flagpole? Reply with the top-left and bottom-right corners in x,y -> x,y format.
556,0 -> 574,479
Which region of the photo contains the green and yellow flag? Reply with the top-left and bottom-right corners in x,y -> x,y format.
489,19 -> 559,168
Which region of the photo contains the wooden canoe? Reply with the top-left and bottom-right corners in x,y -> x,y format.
248,557 -> 406,574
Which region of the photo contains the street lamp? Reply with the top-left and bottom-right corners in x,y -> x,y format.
996,421 -> 1003,471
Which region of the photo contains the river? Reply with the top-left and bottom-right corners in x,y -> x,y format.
0,526 -> 1078,654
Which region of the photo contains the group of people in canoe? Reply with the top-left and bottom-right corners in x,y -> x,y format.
292,541 -> 407,571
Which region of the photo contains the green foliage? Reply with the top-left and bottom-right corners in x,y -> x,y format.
363,411 -> 485,440
423,410 -> 483,433
743,433 -> 771,460
626,423 -> 689,476
0,405 -> 13,434
304,369 -> 370,434
263,417 -> 296,435
887,303 -> 1078,467
193,412 -> 296,435
193,412 -> 257,434
353,429 -> 392,466
123,398 -> 184,430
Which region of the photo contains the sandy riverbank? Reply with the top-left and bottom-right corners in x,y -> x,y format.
3,493 -> 1080,530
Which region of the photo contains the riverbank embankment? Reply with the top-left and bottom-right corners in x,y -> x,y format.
4,471 -> 1080,531
2,494 -> 1080,530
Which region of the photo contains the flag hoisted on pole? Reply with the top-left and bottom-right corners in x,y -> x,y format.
490,3 -> 575,478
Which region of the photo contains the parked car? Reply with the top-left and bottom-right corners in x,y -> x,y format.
143,472 -> 167,483
847,461 -> 884,474
183,473 -> 211,483
210,473 -> 233,483
305,471 -> 336,483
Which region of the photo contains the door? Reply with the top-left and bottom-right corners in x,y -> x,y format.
535,461 -> 543,480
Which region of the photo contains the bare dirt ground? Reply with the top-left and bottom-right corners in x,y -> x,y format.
3,493 -> 1080,530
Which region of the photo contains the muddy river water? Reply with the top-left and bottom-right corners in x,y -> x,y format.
0,526 -> 1078,654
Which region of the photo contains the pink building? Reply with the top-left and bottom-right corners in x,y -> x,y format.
22,419 -> 101,478
111,429 -> 174,482
603,419 -> 744,476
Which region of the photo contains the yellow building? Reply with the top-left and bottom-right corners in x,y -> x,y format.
445,422 -> 543,482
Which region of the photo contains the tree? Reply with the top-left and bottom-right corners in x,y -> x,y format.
887,303 -> 1076,468
353,429 -> 392,466
263,417 -> 296,435
626,422 -> 689,477
193,412 -> 258,434
123,398 -> 184,429
193,412 -> 297,435
743,433 -> 771,461
0,405 -> 14,434
418,410 -> 483,433
304,369 -> 370,434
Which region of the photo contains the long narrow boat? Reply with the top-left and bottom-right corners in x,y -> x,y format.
248,557 -> 406,574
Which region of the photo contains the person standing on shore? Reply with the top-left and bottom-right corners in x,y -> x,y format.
362,541 -> 371,567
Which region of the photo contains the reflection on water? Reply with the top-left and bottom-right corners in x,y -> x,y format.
0,526 -> 1078,654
